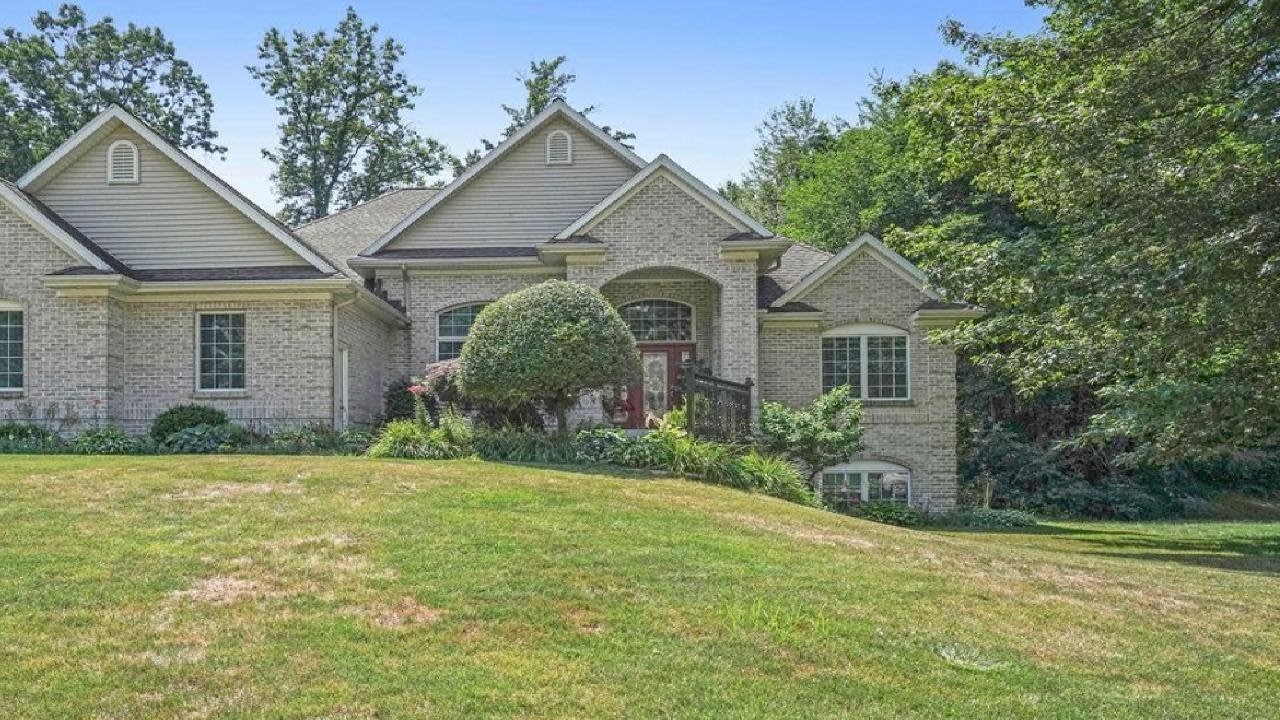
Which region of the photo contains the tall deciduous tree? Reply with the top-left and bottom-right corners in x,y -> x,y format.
452,55 -> 634,174
929,0 -> 1280,462
248,8 -> 447,225
722,99 -> 846,229
0,4 -> 221,179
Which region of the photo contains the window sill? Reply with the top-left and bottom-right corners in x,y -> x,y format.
0,390 -> 24,399
192,390 -> 250,400
861,399 -> 915,408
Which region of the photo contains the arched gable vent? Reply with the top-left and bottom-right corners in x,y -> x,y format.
106,140 -> 140,184
546,129 -> 572,165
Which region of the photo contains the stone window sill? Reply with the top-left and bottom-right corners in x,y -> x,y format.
861,399 -> 915,408
192,391 -> 250,400
0,390 -> 24,400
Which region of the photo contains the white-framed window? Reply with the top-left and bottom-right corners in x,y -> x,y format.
819,460 -> 911,511
437,303 -> 487,361
106,139 -> 140,184
821,323 -> 909,399
618,300 -> 694,343
197,312 -> 246,390
0,302 -> 23,391
546,129 -> 572,165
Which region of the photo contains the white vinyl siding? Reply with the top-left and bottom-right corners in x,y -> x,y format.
36,127 -> 308,269
388,120 -> 636,249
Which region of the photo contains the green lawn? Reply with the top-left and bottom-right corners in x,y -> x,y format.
1,456 -> 1277,719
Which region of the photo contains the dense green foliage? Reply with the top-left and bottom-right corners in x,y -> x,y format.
70,427 -> 151,455
366,416 -> 472,460
149,405 -> 227,441
473,427 -> 578,464
848,500 -> 927,528
758,386 -> 864,481
164,423 -> 248,454
941,508 -> 1039,529
248,8 -> 447,224
382,377 -> 417,422
0,4 -> 221,180
458,281 -> 642,432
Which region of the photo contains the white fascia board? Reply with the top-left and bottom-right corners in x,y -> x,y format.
0,184 -> 113,271
771,233 -> 941,307
18,105 -> 336,274
361,100 -> 648,256
555,155 -> 773,240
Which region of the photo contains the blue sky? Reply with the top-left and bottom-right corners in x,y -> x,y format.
3,1 -> 1043,212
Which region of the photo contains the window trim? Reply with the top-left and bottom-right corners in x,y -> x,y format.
820,460 -> 912,505
436,302 -> 489,362
617,298 -> 696,344
820,323 -> 911,401
106,139 -> 140,184
194,311 -> 247,393
0,301 -> 24,392
545,129 -> 573,165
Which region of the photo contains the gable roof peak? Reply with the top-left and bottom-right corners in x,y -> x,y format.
771,232 -> 941,307
360,98 -> 646,256
16,103 -> 336,274
554,153 -> 773,241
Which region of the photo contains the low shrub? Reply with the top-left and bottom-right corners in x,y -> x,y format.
0,423 -> 64,453
758,386 -> 864,481
263,424 -> 374,455
573,427 -> 629,464
71,427 -> 151,455
737,450 -> 820,506
151,405 -> 227,441
849,500 -> 927,527
475,427 -> 576,464
165,423 -> 248,454
383,377 -> 417,422
366,419 -> 471,459
942,508 -> 1039,528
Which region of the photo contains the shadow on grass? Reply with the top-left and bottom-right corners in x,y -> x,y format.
938,522 -> 1280,576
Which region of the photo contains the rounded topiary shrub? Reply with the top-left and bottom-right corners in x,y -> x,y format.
458,280 -> 642,432
150,404 -> 228,441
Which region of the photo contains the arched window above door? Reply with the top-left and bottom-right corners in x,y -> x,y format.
618,300 -> 693,342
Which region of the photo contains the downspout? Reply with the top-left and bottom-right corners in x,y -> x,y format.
332,289 -> 359,429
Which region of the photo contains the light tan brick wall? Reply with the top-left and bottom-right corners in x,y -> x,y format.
0,203 -> 111,432
758,251 -> 958,512
109,299 -> 334,433
386,270 -> 560,374
563,175 -> 755,384
600,278 -> 719,368
335,301 -> 403,427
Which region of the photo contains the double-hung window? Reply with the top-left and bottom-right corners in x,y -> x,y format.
198,312 -> 245,390
821,324 -> 909,399
437,303 -> 487,361
0,304 -> 23,391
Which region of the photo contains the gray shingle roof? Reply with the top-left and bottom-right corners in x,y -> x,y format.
294,188 -> 439,276
758,242 -> 831,309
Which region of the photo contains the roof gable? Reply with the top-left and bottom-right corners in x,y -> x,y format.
771,233 -> 940,307
18,106 -> 334,273
554,155 -> 772,240
362,101 -> 646,255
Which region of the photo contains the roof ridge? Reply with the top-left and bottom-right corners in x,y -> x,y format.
293,186 -> 437,231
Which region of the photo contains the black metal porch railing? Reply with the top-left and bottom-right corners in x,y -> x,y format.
676,360 -> 754,441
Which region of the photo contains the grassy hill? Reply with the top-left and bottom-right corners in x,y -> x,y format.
0,455 -> 1277,719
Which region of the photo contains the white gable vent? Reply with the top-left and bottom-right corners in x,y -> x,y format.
546,129 -> 572,165
106,139 -> 140,184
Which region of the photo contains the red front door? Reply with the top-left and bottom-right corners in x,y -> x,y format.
627,344 -> 695,429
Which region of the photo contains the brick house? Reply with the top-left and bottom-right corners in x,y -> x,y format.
0,102 -> 977,511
